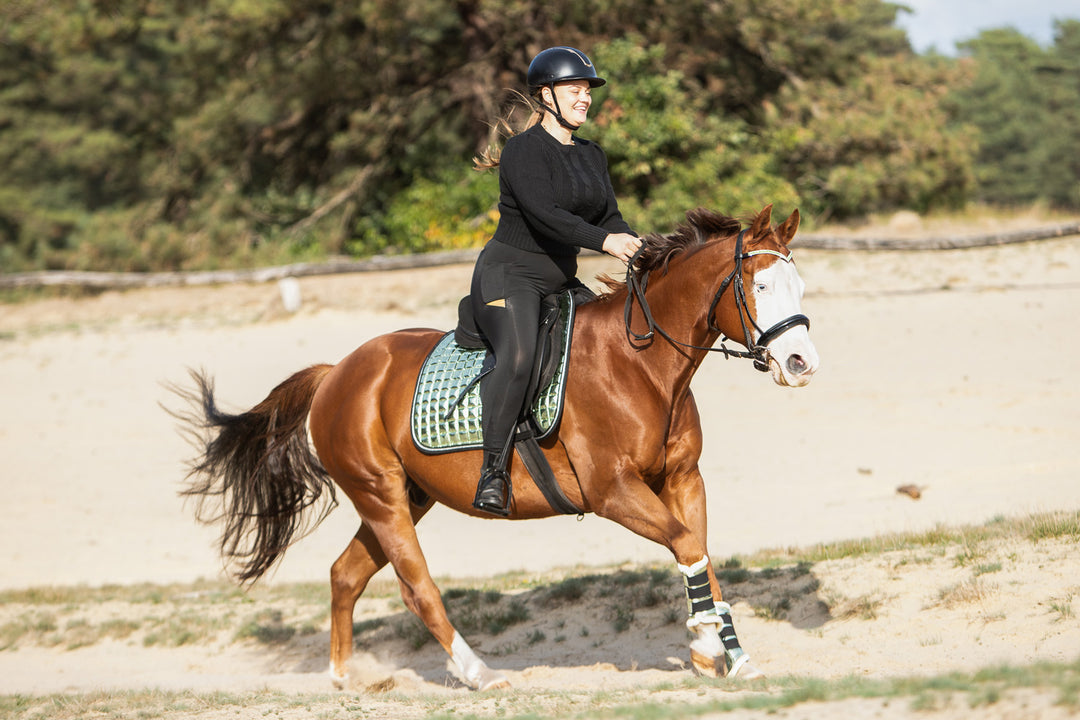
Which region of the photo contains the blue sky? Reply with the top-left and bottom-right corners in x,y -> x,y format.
895,0 -> 1079,53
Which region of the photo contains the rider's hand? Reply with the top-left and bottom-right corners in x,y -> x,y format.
603,233 -> 643,264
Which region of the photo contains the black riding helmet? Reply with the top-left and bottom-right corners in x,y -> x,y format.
527,46 -> 606,91
527,47 -> 605,131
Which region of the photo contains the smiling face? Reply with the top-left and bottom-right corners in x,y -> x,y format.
542,79 -> 593,127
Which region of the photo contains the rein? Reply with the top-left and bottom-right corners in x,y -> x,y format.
623,229 -> 810,372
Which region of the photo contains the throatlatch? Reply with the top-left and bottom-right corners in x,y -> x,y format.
679,556 -> 752,677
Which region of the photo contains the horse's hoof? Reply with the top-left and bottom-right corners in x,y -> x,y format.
690,649 -> 720,678
475,667 -> 511,691
328,667 -> 348,690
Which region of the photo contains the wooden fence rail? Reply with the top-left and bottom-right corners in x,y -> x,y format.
2,221 -> 1078,292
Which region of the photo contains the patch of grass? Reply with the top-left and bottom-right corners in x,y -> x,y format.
1024,512 -> 1080,542
61,617 -> 141,650
352,617 -> 387,636
611,606 -> 634,633
142,611 -> 229,647
717,567 -> 751,584
973,562 -> 1003,576
0,580 -> 240,606
441,589 -> 530,637
752,595 -> 792,621
933,578 -> 996,610
832,593 -> 887,621
953,540 -> 987,568
1049,595 -> 1074,622
235,609 -> 296,645
2,658 -> 1079,720
485,600 -> 530,635
394,617 -> 432,650
0,613 -> 58,650
748,511 -> 1079,568
541,576 -> 592,605
442,587 -> 480,602
0,579 -> 345,609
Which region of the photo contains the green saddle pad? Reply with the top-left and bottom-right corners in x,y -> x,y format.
411,291 -> 574,454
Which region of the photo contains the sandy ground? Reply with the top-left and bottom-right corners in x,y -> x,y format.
1,216 -> 1079,714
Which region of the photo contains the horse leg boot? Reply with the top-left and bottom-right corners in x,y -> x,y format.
679,556 -> 763,679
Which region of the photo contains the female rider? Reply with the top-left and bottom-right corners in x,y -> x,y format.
470,46 -> 642,516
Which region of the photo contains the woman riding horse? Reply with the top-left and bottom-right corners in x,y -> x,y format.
469,46 -> 643,516
175,204 -> 818,690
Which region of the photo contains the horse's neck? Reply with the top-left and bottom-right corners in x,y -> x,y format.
587,240 -> 733,399
639,244 -> 729,384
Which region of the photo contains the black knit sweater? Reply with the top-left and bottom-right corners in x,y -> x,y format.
491,123 -> 635,256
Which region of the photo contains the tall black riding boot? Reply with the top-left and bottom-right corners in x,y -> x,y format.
473,449 -> 512,517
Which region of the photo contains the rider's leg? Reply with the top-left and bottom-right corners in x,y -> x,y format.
472,291 -> 541,515
467,242 -> 575,516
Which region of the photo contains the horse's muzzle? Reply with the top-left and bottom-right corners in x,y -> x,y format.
767,349 -> 817,387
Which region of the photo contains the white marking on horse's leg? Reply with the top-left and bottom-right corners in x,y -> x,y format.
688,618 -> 724,677
451,632 -> 509,690
328,662 -> 348,690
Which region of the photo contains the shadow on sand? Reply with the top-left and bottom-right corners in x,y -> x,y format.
258,562 -> 833,688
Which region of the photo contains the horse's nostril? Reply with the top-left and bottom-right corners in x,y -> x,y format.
787,354 -> 807,375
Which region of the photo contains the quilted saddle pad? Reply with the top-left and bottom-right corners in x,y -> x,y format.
411,291 -> 574,454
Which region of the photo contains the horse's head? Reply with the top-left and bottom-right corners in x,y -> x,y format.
728,204 -> 819,387
621,205 -> 819,387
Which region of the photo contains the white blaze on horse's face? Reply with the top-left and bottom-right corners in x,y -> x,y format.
751,258 -> 819,387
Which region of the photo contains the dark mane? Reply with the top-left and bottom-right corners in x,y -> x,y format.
598,209 -> 743,295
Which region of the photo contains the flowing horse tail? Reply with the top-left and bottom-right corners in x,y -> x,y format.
172,365 -> 336,584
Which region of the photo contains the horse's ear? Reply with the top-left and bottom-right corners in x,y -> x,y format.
748,204 -> 773,239
775,209 -> 800,246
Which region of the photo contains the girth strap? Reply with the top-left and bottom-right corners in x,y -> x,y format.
514,423 -> 582,515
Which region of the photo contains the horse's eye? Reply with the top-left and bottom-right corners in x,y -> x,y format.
755,283 -> 769,293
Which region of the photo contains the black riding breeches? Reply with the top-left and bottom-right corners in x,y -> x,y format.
470,241 -> 577,455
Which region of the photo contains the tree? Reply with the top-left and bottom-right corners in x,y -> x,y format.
948,22 -> 1080,208
0,0 -> 996,273
766,52 -> 977,218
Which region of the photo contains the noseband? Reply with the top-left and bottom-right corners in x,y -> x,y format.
624,229 -> 810,372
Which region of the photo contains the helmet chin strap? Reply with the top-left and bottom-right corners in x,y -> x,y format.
539,85 -> 582,131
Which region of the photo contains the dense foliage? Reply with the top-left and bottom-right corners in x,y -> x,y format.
0,1 -> 1077,273
947,23 -> 1080,209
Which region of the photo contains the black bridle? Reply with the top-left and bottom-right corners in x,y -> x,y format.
623,229 -> 811,372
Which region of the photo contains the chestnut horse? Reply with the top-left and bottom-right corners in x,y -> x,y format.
175,205 -> 818,690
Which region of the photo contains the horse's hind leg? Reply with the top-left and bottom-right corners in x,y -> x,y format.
329,495 -> 432,688
348,484 -> 509,691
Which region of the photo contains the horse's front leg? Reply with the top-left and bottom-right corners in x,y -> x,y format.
590,470 -> 760,680
653,395 -> 763,679
659,467 -> 762,680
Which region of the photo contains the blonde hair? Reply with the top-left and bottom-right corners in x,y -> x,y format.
473,90 -> 544,171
